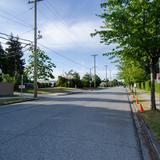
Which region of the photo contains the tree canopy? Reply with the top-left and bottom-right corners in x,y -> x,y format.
93,0 -> 160,109
5,35 -> 25,77
25,48 -> 56,81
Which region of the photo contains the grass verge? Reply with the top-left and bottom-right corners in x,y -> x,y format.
132,92 -> 160,141
140,110 -> 160,142
22,87 -> 80,94
0,97 -> 34,105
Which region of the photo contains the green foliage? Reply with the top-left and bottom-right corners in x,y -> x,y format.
145,80 -> 150,92
25,48 -> 56,81
95,74 -> 102,87
0,43 -> 5,79
64,70 -> 82,88
155,81 -> 160,93
0,34 -> 25,84
136,83 -> 141,89
56,76 -> 68,87
82,73 -> 92,88
142,82 -> 145,90
37,82 -> 52,88
118,58 -> 146,84
2,74 -> 16,84
112,79 -> 119,86
5,34 -> 25,77
93,0 -> 160,109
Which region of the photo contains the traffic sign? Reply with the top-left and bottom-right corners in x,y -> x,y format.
19,85 -> 25,89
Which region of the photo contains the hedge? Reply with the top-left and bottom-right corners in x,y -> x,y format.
137,80 -> 160,92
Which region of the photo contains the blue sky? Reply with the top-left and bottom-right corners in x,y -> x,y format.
0,0 -> 118,80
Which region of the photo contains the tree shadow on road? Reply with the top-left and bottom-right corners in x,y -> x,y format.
37,96 -> 130,104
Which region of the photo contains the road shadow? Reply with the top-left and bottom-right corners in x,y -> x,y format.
36,96 -> 129,104
86,91 -> 128,96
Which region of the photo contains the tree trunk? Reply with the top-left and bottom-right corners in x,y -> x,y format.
150,62 -> 156,110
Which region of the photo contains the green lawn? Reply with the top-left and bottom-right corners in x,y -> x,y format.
0,97 -> 32,105
23,87 -> 80,94
132,92 -> 160,141
140,110 -> 160,142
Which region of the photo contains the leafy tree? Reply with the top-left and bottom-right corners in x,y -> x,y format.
112,79 -> 119,86
71,71 -> 81,88
65,70 -> 82,88
93,0 -> 160,109
95,74 -> 101,87
5,34 -> 25,82
82,73 -> 92,88
25,48 -> 56,81
0,43 -> 5,81
118,58 -> 147,86
2,74 -> 16,83
56,76 -> 68,87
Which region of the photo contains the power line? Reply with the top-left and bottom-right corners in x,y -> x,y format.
0,13 -> 32,28
19,29 -> 33,36
0,32 -> 33,43
0,31 -> 90,69
0,6 -> 33,19
0,36 -> 31,46
0,47 -> 30,59
38,43 -> 90,69
0,31 -> 91,73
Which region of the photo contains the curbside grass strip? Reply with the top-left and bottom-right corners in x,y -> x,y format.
127,90 -> 160,160
0,98 -> 37,106
126,90 -> 145,160
136,111 -> 160,160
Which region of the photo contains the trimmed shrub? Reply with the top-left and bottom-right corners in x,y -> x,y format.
155,81 -> 160,92
145,80 -> 150,92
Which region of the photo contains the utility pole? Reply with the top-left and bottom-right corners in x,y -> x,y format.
104,65 -> 108,81
28,0 -> 43,98
91,54 -> 98,88
110,69 -> 112,87
89,68 -> 92,88
105,65 -> 108,87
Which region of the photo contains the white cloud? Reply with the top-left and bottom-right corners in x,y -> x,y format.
41,20 -> 104,49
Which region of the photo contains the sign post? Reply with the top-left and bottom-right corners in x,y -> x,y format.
19,75 -> 25,96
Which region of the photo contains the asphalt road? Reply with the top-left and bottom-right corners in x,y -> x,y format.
0,87 -> 142,160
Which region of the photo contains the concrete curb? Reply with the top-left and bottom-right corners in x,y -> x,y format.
126,91 -> 145,160
127,91 -> 160,159
136,109 -> 160,160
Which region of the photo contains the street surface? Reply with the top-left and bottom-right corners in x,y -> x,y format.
0,87 -> 142,160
